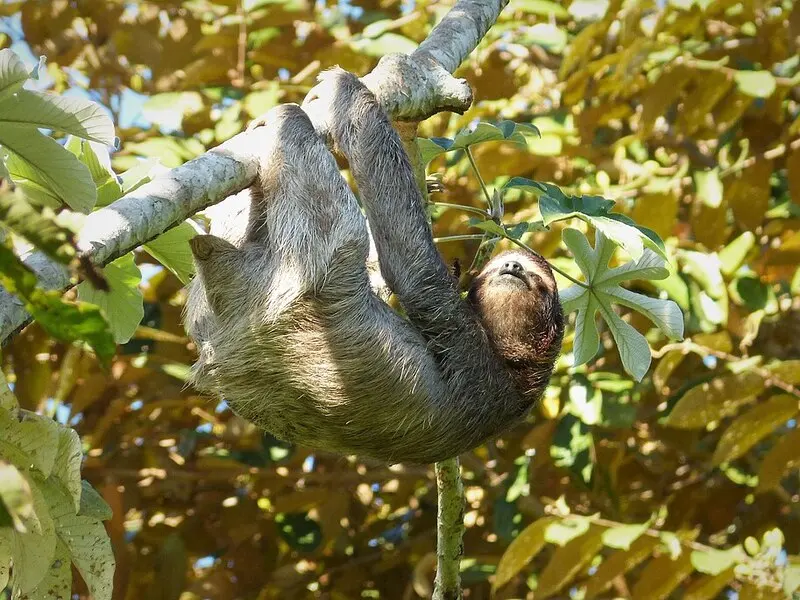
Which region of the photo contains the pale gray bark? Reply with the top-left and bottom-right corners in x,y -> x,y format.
0,0 -> 507,343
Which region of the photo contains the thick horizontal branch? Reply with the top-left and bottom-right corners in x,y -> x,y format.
0,0 -> 508,343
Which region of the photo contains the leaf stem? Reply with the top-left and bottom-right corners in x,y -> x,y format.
431,202 -> 489,217
465,147 -> 493,209
433,234 -> 489,243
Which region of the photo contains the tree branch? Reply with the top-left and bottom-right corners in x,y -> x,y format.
0,0 -> 508,344
433,458 -> 465,600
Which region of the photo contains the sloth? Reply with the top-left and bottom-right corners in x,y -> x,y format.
184,68 -> 564,464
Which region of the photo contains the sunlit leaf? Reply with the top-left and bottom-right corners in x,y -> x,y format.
1,126 -> 96,212
0,460 -> 36,533
664,371 -> 765,429
584,536 -> 658,599
602,522 -> 649,550
560,229 -> 683,380
42,480 -> 115,600
144,221 -> 197,284
632,550 -> 694,600
712,395 -> 799,466
77,252 -> 143,344
690,546 -> 745,575
536,525 -> 605,599
693,168 -> 723,208
0,89 -> 115,145
683,568 -> 736,600
733,70 -> 776,98
493,517 -> 555,590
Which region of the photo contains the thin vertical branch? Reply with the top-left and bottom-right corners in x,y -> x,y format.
433,458 -> 465,600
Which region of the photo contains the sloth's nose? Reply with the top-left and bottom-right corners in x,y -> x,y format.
502,261 -> 524,274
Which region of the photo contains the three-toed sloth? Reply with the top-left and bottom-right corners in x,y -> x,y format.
184,69 -> 564,464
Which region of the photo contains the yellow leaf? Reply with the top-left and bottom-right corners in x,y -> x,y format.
493,517 -> 556,590
713,89 -> 753,131
631,551 -> 694,600
738,582 -> 786,600
584,536 -> 659,599
639,65 -> 693,137
630,192 -> 678,240
664,372 -> 765,429
683,568 -> 736,600
712,394 -> 799,466
535,525 -> 605,599
756,427 -> 800,493
767,359 -> 800,385
653,350 -> 685,394
788,149 -> 800,208
676,71 -> 733,136
690,196 -> 730,250
693,331 -> 733,353
726,159 -> 773,232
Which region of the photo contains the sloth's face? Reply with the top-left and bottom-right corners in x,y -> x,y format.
475,250 -> 557,300
467,250 -> 563,354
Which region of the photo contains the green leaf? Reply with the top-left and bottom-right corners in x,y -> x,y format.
718,232 -> 755,276
544,517 -> 592,546
0,49 -> 29,103
537,526 -> 605,599
0,240 -> 116,362
734,70 -> 777,98
0,89 -> 115,145
508,0 -> 569,18
664,371 -> 765,429
584,536 -> 658,599
77,481 -> 113,521
506,178 -> 665,260
50,428 -> 83,514
144,222 -> 198,284
66,137 -> 123,207
26,538 -> 72,600
690,546 -> 746,575
78,252 -> 144,344
0,409 -> 60,477
560,229 -> 684,380
350,32 -> 418,57
42,479 -> 115,600
552,414 -> 594,483
601,522 -> 649,550
0,461 -> 36,533
0,528 -> 10,590
0,185 -> 78,264
417,137 -> 452,165
469,219 -> 506,238
523,22 -> 568,53
9,480 -> 56,594
120,157 -> 158,194
693,168 -> 723,208
1,126 -> 96,212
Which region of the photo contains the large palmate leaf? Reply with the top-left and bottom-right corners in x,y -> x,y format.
559,228 -> 684,381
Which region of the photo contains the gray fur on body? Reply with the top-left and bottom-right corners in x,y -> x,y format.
184,70 -> 563,464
